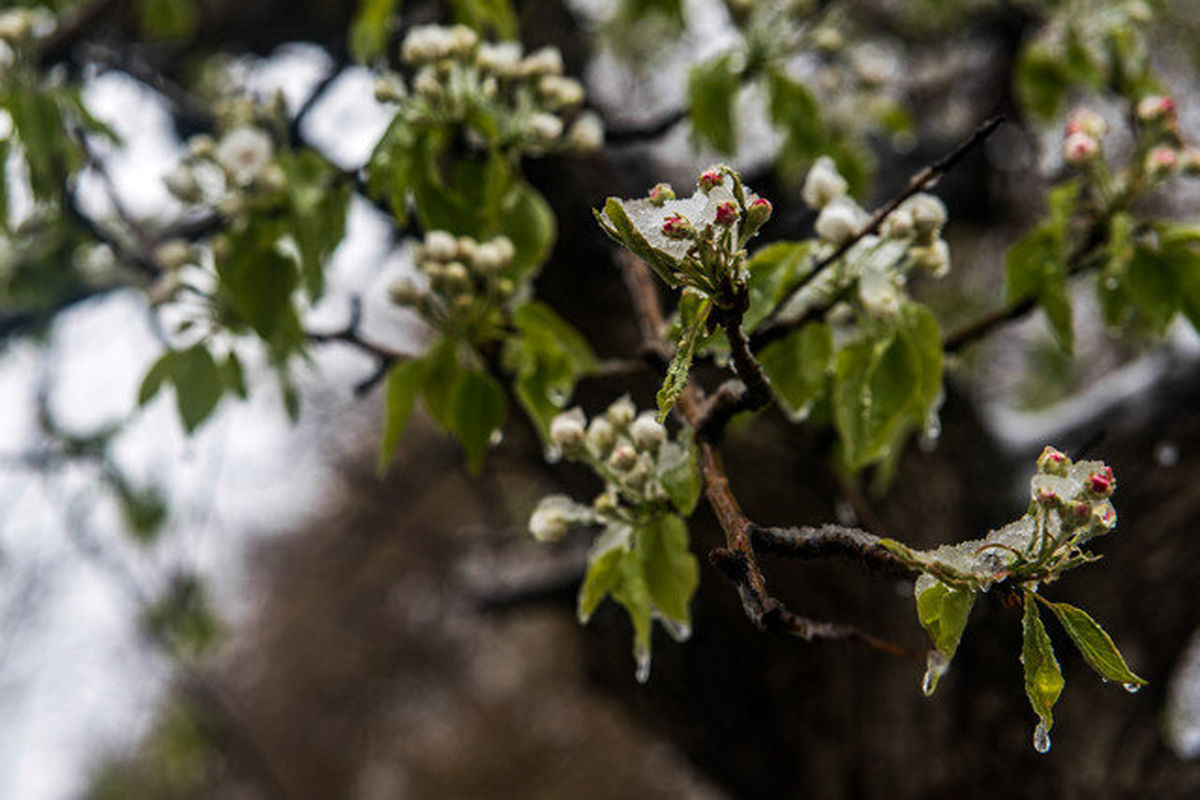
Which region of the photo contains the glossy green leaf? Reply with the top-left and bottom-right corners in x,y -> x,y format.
766,68 -> 824,181
744,241 -> 813,330
216,221 -> 303,355
1005,225 -> 1072,352
503,182 -> 557,281
505,301 -> 596,437
378,358 -> 427,474
1046,600 -> 1146,687
688,52 -> 740,155
1022,591 -> 1065,733
1015,44 -> 1070,120
916,576 -> 975,657
172,345 -> 224,433
280,151 -> 351,300
578,523 -> 633,623
420,337 -> 463,431
758,321 -> 832,420
450,368 -> 507,474
450,0 -> 517,36
221,352 -> 247,399
637,514 -> 698,626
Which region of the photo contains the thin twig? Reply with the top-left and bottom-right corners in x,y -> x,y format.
754,115 -> 1005,343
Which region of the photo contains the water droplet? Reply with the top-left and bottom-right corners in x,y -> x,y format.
1104,276 -> 1119,290
548,388 -> 568,407
919,410 -> 942,451
635,647 -> 652,684
922,650 -> 949,697
543,443 -> 563,463
1033,721 -> 1051,754
489,429 -> 504,446
1124,682 -> 1142,694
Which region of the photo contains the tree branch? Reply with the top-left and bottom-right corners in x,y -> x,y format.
618,254 -> 921,659
753,115 -> 1005,345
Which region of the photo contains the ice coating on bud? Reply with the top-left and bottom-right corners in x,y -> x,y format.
698,168 -> 724,193
550,409 -> 587,455
630,413 -> 667,452
608,444 -> 638,472
713,201 -> 738,227
1037,446 -> 1070,476
1088,467 -> 1115,497
648,183 -> 676,207
814,197 -> 863,245
529,495 -> 589,542
906,194 -> 947,239
586,417 -> 616,456
1137,95 -> 1176,123
606,395 -> 636,428
1063,132 -> 1100,166
744,197 -> 773,230
661,213 -> 693,240
802,156 -> 848,209
1065,107 -> 1107,140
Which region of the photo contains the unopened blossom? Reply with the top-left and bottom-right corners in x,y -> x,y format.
566,112 -> 604,152
802,156 -> 848,209
698,168 -> 724,193
661,213 -> 693,240
1065,107 -> 1107,140
215,126 -> 274,185
1062,132 -> 1099,166
1136,95 -> 1176,123
814,197 -> 861,245
713,201 -> 738,227
1145,146 -> 1178,179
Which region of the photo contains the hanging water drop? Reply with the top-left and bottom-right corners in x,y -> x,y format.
548,387 -> 568,407
1033,721 -> 1051,754
658,616 -> 692,643
921,650 -> 949,697
1123,682 -> 1142,694
634,647 -> 652,684
489,429 -> 504,446
543,443 -> 563,463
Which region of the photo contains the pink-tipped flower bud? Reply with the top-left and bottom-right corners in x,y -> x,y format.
1145,146 -> 1178,180
1137,95 -> 1176,124
648,182 -> 676,207
1063,132 -> 1100,166
1087,466 -> 1115,497
1073,501 -> 1091,520
743,197 -> 772,232
1091,502 -> 1117,531
698,168 -> 724,193
608,444 -> 638,472
713,201 -> 738,227
661,213 -> 694,240
1036,487 -> 1060,507
1065,107 -> 1107,140
1037,446 -> 1070,476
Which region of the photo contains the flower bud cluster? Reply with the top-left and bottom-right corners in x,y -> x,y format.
1061,98 -> 1200,188
1029,446 -> 1118,542
388,229 -> 517,330
392,26 -> 602,157
546,397 -> 680,514
163,123 -> 284,214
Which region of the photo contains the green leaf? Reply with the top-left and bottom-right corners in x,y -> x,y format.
420,337 -> 463,431
215,221 -> 303,356
636,514 -> 698,626
578,523 -> 633,623
657,297 -> 711,421
744,241 -> 814,330
757,321 -> 832,420
1005,225 -> 1073,352
138,352 -> 175,406
112,475 -> 169,545
503,182 -> 557,282
505,301 -> 596,437
659,430 -> 701,516
450,0 -> 517,36
137,0 -> 197,38
1022,591 -> 1065,734
280,151 -> 351,300
1046,600 -> 1146,687
378,358 -> 427,474
916,575 -> 975,658
1015,44 -> 1070,120
349,0 -> 401,62
172,345 -> 224,434
688,52 -> 740,154
765,69 -> 825,180
833,304 -> 942,469
221,352 -> 247,399
450,369 -> 508,474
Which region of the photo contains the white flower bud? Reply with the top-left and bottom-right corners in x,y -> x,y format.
608,444 -> 638,472
490,236 -> 515,264
630,413 -> 666,452
186,134 -> 216,160
906,193 -> 947,239
814,197 -> 863,245
424,230 -> 458,262
442,261 -> 471,291
1065,107 -> 1107,140
373,76 -> 406,103
550,409 -> 587,454
529,502 -> 569,542
912,240 -> 951,278
471,243 -> 504,274
413,66 -> 443,99
401,25 -> 454,64
446,24 -> 478,56
538,75 -> 585,109
526,111 -> 564,142
0,10 -> 33,42
520,47 -> 564,77
389,278 -> 422,306
586,417 -> 616,456
215,126 -> 274,186
257,163 -> 287,194
154,239 -> 194,271
455,236 -> 478,265
566,112 -> 604,152
802,156 -> 848,209
163,164 -> 201,202
606,395 -> 636,428
859,271 -> 902,318
880,207 -> 914,239
476,42 -> 522,76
